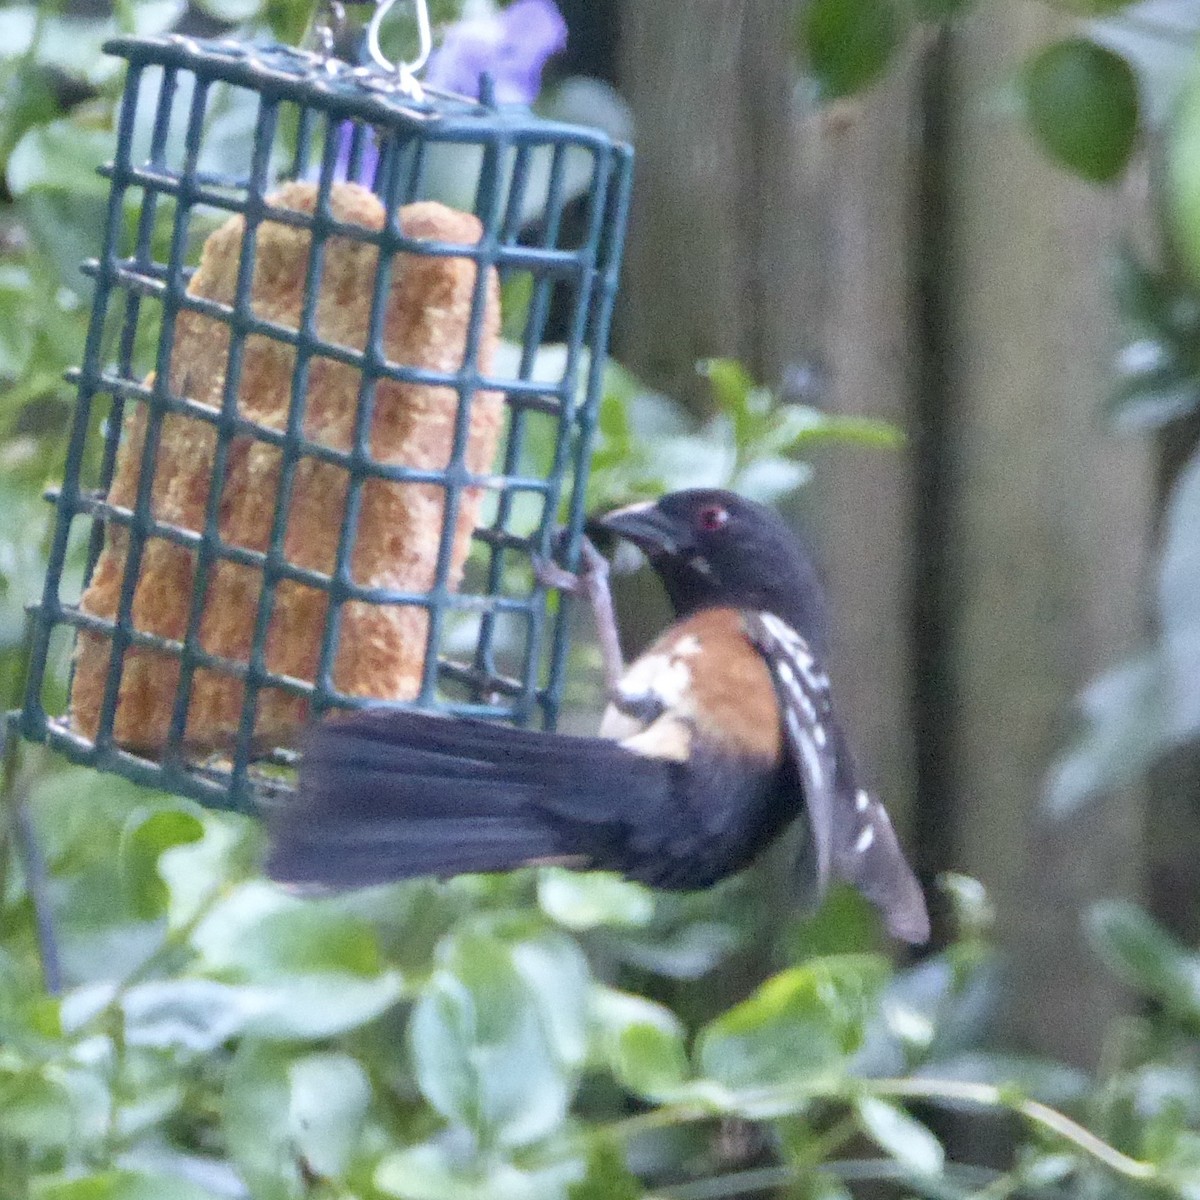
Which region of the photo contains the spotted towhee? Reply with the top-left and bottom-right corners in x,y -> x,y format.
266,489 -> 929,944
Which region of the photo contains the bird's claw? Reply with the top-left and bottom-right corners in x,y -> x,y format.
532,556 -> 582,594
532,534 -> 610,598
532,533 -> 623,695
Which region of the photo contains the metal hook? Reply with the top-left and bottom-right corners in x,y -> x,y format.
367,0 -> 432,99
307,0 -> 347,67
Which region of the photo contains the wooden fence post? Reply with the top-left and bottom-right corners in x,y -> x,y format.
938,4 -> 1150,1063
615,0 -> 826,409
615,0 -> 1153,1065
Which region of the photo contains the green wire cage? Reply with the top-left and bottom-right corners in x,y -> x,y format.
9,22 -> 633,813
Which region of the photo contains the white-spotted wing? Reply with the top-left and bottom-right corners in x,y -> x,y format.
743,611 -> 929,943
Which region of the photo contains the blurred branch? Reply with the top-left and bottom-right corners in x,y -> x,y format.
0,611 -> 61,994
659,1159 -> 1027,1200
866,1078 -> 1156,1182
8,780 -> 61,994
595,1074 -> 1158,1190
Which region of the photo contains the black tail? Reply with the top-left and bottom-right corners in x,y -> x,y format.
264,710 -> 672,888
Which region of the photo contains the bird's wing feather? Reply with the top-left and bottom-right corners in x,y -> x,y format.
743,611 -> 929,944
740,612 -> 837,893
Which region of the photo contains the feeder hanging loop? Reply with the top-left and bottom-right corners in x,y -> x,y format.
308,0 -> 348,64
367,0 -> 432,99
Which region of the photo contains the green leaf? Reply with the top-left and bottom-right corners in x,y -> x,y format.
376,1141 -> 584,1200
0,947 -> 51,1041
32,1171 -> 222,1200
1112,241 -> 1171,329
1170,62 -> 1200,287
1086,901 -> 1200,1017
500,272 -> 535,341
769,406 -> 905,452
192,881 -> 383,977
21,191 -> 110,291
592,988 -> 689,1099
699,357 -> 756,404
697,955 -> 888,1091
939,873 -> 994,941
699,358 -> 781,459
0,55 -> 58,171
220,1045 -> 374,1193
732,455 -> 812,503
243,972 -> 406,1040
594,881 -> 755,979
610,1020 -> 689,1101
788,1175 -> 854,1200
1154,1129 -> 1200,1200
569,1141 -> 643,1200
194,0 -> 264,22
508,927 -> 593,1071
28,768 -> 146,871
103,1049 -> 187,1144
221,1046 -> 372,1191
120,968 -> 403,1048
121,979 -> 265,1053
7,118 -> 113,196
120,808 -> 204,920
0,1064 -> 105,1148
266,0 -> 315,44
1045,651 -> 1171,814
1133,1064 -> 1200,1126
1159,451 -> 1200,708
1017,1154 -> 1078,1190
800,0 -> 904,101
854,952 -> 998,1077
221,1040 -> 301,1199
1106,250 -> 1200,430
1022,38 -> 1139,183
376,1144 -> 480,1200
539,76 -> 635,145
0,9 -> 36,59
856,1096 -> 945,1176
287,1052 -> 370,1180
0,3 -> 182,87
781,884 -> 881,959
158,815 -> 256,930
1048,447 -> 1200,812
537,870 -> 655,931
409,930 -> 573,1147
1108,340 -> 1200,429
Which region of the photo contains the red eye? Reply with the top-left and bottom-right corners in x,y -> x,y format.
697,504 -> 729,532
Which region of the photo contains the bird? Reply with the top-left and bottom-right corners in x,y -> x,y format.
265,489 -> 929,943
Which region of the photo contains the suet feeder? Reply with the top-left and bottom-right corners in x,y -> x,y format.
10,2 -> 633,812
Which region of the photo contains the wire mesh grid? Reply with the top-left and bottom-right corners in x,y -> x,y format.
13,34 -> 633,812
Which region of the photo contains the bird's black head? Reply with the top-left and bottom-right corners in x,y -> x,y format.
594,489 -> 828,649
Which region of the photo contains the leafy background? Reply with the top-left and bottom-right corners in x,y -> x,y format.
1,0 -> 1200,1198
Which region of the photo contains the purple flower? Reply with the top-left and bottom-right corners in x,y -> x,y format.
332,122 -> 380,186
425,0 -> 568,106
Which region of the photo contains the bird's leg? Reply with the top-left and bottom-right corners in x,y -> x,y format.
533,535 -> 625,697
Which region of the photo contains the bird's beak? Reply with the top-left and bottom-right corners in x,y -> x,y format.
592,500 -> 683,556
